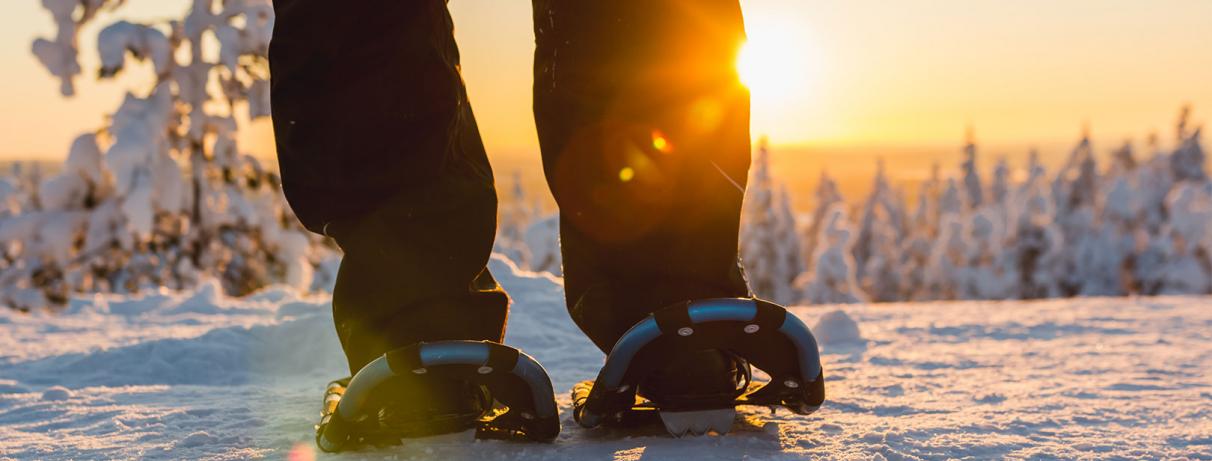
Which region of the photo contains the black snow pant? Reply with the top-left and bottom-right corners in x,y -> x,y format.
270,0 -> 753,374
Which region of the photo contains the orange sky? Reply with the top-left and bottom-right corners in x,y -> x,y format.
1,0 -> 1209,182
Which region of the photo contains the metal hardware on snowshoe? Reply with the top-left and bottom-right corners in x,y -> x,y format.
659,408 -> 737,437
315,340 -> 559,452
572,298 -> 826,434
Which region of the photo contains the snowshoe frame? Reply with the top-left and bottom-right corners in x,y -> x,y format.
573,298 -> 825,429
316,340 -> 559,452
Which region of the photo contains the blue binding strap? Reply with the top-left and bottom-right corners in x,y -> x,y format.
418,341 -> 492,367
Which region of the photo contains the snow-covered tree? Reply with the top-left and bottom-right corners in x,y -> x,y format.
960,129 -> 983,209
495,172 -> 538,268
851,161 -> 885,280
1136,136 -> 1177,234
797,205 -> 865,304
1157,182 -> 1212,293
524,214 -> 562,276
898,169 -> 940,300
991,156 -> 1010,207
1006,174 -> 1064,299
939,178 -> 963,218
802,170 -> 844,270
860,219 -> 904,302
2,1 -> 337,310
851,160 -> 908,300
740,139 -> 803,304
921,213 -> 967,300
827,108 -> 1204,302
1171,106 -> 1207,183
1108,141 -> 1137,179
774,186 -> 807,296
960,209 -> 1016,299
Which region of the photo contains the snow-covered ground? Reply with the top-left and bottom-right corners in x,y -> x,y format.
1,255 -> 1209,460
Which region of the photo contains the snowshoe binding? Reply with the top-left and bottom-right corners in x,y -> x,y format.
315,340 -> 560,452
571,298 -> 825,437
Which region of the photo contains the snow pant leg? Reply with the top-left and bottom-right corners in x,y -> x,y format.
532,0 -> 754,352
269,0 -> 507,373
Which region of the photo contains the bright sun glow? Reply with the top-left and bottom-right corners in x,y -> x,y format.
736,19 -> 820,108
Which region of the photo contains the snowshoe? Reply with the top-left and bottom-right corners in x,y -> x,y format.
315,340 -> 560,452
571,298 -> 825,437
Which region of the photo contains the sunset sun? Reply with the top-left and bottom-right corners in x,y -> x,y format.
736,19 -> 820,107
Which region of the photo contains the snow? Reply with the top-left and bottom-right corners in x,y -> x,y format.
2,254 -> 1210,460
38,386 -> 71,402
812,309 -> 863,346
96,21 -> 172,78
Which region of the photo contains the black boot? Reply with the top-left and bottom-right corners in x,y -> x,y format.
320,375 -> 491,442
638,350 -> 751,407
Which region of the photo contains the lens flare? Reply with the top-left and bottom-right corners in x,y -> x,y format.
651,130 -> 672,153
287,442 -> 315,461
619,167 -> 635,182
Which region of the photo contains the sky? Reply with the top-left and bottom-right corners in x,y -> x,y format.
0,0 -> 1209,198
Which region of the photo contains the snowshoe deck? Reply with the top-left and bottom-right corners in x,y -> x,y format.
572,298 -> 825,436
315,340 -> 559,452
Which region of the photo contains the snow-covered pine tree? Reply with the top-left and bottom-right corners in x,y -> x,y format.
1007,169 -> 1064,299
939,178 -> 963,218
2,1 -> 337,310
961,208 -> 1016,299
860,218 -> 904,302
1071,139 -> 1101,212
852,159 -> 909,301
1021,149 -> 1047,195
913,163 -> 942,239
740,139 -> 803,305
775,185 -> 807,297
898,166 -> 940,300
495,172 -> 536,267
797,204 -> 865,304
851,160 -> 885,281
801,170 -> 844,271
1052,131 -> 1097,215
1108,141 -> 1137,179
960,127 -> 983,210
1092,151 -> 1143,296
1159,182 -> 1212,294
1068,208 -> 1128,296
1046,133 -> 1097,296
921,213 -> 967,300
924,176 -> 968,298
524,214 -> 562,276
1171,105 -> 1207,183
1136,133 -> 1176,234
991,156 -> 1010,207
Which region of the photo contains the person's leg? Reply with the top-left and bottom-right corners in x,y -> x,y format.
532,0 -> 753,352
270,0 -> 506,374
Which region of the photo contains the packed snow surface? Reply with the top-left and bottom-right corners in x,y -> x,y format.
1,255 -> 1210,460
